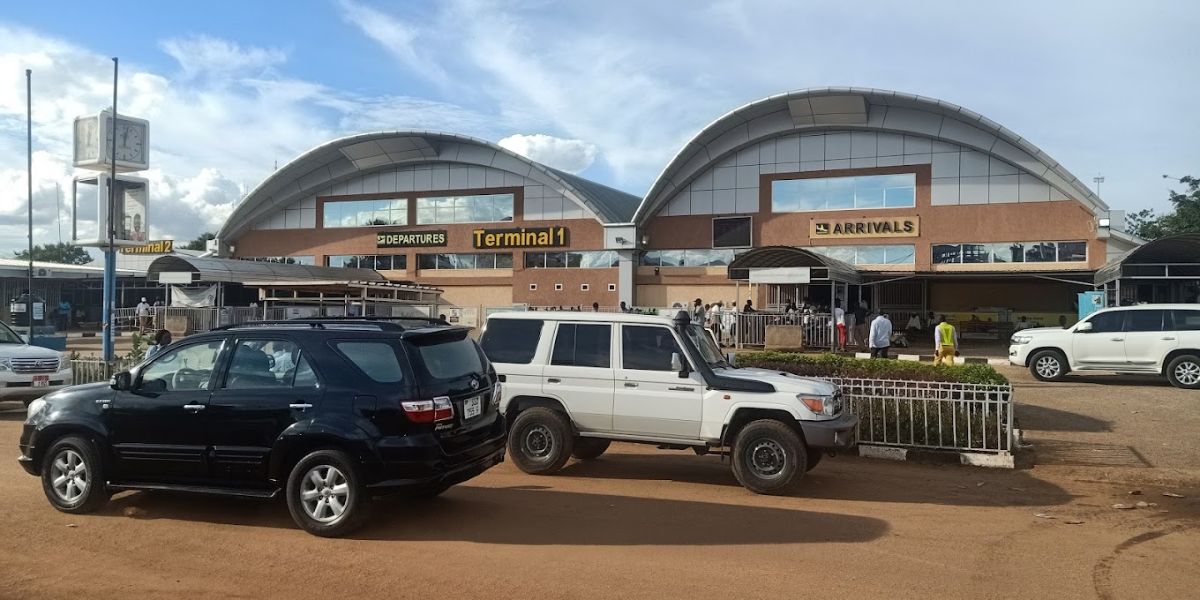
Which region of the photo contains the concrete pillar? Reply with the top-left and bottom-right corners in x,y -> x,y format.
617,249 -> 636,307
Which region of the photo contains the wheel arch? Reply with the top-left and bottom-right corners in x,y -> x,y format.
32,422 -> 109,474
720,407 -> 806,448
1027,346 -> 1070,371
270,432 -> 373,487
504,395 -> 574,430
1161,349 -> 1200,376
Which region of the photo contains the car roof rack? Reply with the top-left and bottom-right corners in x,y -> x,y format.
211,315 -> 450,333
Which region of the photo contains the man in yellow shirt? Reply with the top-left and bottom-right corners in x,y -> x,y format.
934,315 -> 959,366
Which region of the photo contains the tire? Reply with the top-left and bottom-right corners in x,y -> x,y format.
731,419 -> 806,495
1166,354 -> 1200,390
1029,350 -> 1068,382
805,449 -> 823,472
41,435 -> 110,514
285,449 -> 370,538
508,407 -> 574,475
571,438 -> 610,461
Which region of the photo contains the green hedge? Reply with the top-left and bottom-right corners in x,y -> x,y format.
734,351 -> 1008,385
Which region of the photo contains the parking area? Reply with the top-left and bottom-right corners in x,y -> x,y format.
0,372 -> 1197,600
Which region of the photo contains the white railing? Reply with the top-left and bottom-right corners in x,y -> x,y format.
828,377 -> 1014,454
70,358 -> 139,385
734,312 -> 834,349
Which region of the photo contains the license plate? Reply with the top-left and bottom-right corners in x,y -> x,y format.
32,375 -> 49,388
464,396 -> 482,419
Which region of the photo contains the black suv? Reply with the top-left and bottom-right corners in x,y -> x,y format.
18,318 -> 506,537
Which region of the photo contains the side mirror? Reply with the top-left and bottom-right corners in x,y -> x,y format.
671,352 -> 689,378
1075,321 -> 1093,333
110,371 -> 132,391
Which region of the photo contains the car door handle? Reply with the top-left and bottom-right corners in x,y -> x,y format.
546,378 -> 561,384
624,382 -> 639,388
668,386 -> 695,392
182,404 -> 206,412
289,403 -> 313,411
1110,338 -> 1124,342
1162,336 -> 1177,341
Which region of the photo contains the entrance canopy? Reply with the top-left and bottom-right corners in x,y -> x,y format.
147,256 -> 385,285
728,246 -> 861,284
1095,233 -> 1200,285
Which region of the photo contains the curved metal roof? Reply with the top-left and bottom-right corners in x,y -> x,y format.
218,132 -> 641,242
1095,233 -> 1200,284
147,255 -> 385,284
636,87 -> 1108,224
727,245 -> 861,284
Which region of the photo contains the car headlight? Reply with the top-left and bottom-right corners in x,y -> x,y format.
26,398 -> 46,422
799,394 -> 835,416
0,358 -> 9,372
1011,334 -> 1033,345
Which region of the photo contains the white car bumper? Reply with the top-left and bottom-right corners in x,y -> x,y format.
0,368 -> 73,400
1008,344 -> 1032,367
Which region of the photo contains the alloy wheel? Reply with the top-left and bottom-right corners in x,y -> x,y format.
1175,361 -> 1200,386
50,449 -> 88,503
300,465 -> 350,523
1036,355 -> 1061,379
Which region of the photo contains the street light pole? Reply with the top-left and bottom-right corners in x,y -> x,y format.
1093,175 -> 1105,197
102,58 -> 118,364
26,69 -> 34,342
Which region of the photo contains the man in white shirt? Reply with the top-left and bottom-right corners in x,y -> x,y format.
869,313 -> 893,359
833,302 -> 846,351
136,297 -> 151,334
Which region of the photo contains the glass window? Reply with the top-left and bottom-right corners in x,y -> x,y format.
884,245 -> 916,264
225,340 -> 304,389
335,341 -> 404,383
1170,310 -> 1200,331
1057,241 -> 1087,262
480,319 -> 543,364
551,323 -> 612,368
621,325 -> 684,371
1025,242 -> 1057,262
565,252 -> 583,268
418,254 -> 437,270
322,199 -> 408,228
417,253 -> 511,270
661,250 -> 685,267
496,253 -> 513,269
713,217 -> 752,248
545,252 -> 566,268
139,340 -> 223,392
240,256 -> 315,265
771,173 -> 916,212
1085,311 -> 1125,333
0,321 -> 22,343
525,252 -> 546,268
1126,310 -> 1165,332
989,243 -> 1023,263
412,336 -> 484,380
327,254 -> 406,270
415,193 -> 514,224
292,356 -> 319,388
933,244 -> 961,264
641,251 -> 662,267
856,246 -> 886,264
454,254 -> 476,269
961,243 -> 989,264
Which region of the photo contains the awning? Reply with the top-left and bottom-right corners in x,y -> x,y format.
727,246 -> 862,284
147,255 -> 385,284
1095,233 -> 1200,284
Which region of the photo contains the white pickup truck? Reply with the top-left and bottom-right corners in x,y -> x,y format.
0,320 -> 71,404
480,310 -> 857,494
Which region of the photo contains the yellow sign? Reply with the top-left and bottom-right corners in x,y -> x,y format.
811,217 -> 919,239
376,230 -> 447,248
473,226 -> 569,249
119,239 -> 174,255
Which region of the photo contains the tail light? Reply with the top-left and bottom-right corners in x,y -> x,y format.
490,382 -> 502,409
402,396 -> 454,423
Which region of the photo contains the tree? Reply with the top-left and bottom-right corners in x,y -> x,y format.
13,243 -> 93,265
182,232 -> 216,251
1128,176 -> 1200,240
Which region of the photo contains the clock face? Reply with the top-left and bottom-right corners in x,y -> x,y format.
73,118 -> 98,162
105,117 -> 148,165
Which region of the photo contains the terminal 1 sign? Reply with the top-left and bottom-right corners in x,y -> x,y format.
474,226 -> 570,249
811,216 -> 920,239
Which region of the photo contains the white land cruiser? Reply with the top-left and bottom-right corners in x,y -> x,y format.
1010,304 -> 1200,389
0,320 -> 72,404
480,310 -> 858,494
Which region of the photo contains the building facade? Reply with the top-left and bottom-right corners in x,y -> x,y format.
214,88 -> 1143,326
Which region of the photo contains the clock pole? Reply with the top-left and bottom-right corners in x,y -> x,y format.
101,58 -> 118,364
26,69 -> 33,343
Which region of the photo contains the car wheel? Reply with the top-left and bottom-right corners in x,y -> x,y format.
1166,355 -> 1200,390
41,435 -> 110,514
508,407 -> 574,475
805,449 -> 823,472
1029,350 -> 1067,382
571,438 -> 610,461
731,419 -> 806,495
286,449 -> 370,537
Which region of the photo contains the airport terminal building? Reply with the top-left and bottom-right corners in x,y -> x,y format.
211,87 -> 1184,332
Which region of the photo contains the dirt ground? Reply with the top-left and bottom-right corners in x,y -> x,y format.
0,368 -> 1197,600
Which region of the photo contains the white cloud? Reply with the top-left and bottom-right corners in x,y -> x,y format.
336,0 -> 450,86
499,134 -> 598,173
159,35 -> 287,80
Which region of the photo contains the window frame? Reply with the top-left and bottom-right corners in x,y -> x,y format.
322,198 -> 408,229
619,324 -> 690,372
550,322 -> 613,369
136,339 -> 228,393
770,173 -> 917,213
480,318 -> 544,364
220,337 -> 322,390
712,216 -> 753,249
1124,310 -> 1166,333
332,340 -> 409,384
414,193 -> 515,225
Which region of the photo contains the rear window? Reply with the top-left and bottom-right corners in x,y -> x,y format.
1171,310 -> 1200,331
551,323 -> 611,368
415,337 -> 485,380
335,341 -> 405,383
480,318 -> 543,364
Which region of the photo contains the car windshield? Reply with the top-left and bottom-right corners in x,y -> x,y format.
685,324 -> 729,369
0,321 -> 23,344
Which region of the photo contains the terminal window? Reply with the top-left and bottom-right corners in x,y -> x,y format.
932,241 -> 1086,264
808,245 -> 915,265
525,251 -> 618,268
713,216 -> 752,248
323,199 -> 407,228
641,249 -> 740,267
238,256 -> 315,265
417,252 -> 513,269
326,254 -> 408,270
771,173 -> 916,212
415,193 -> 514,224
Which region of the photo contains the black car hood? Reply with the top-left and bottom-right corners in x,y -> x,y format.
43,382 -> 113,406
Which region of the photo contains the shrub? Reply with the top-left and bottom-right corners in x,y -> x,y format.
734,351 -> 1008,385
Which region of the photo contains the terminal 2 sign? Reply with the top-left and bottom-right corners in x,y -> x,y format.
474,226 -> 570,249
119,239 -> 173,255
376,230 -> 448,248
810,217 -> 920,239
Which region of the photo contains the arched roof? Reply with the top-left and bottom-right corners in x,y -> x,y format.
147,255 -> 384,284
1095,233 -> 1200,284
636,87 -> 1108,224
727,245 -> 861,284
217,132 -> 641,241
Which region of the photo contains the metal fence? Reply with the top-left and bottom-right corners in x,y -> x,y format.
70,358 -> 139,385
828,377 -> 1014,454
733,312 -> 834,349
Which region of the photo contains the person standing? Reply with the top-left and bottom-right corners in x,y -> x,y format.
934,315 -> 959,366
592,302 -> 600,312
833,300 -> 846,351
145,329 -> 172,360
692,298 -> 705,323
136,297 -> 151,334
722,301 -> 737,346
742,299 -> 755,313
57,298 -> 71,331
869,312 -> 893,359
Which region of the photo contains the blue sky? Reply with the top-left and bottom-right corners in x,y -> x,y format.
1,0 -> 1197,253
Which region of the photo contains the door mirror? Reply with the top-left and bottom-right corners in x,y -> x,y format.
671,352 -> 690,378
110,371 -> 132,391
1075,321 -> 1093,333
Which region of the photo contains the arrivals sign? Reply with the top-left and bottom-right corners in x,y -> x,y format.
120,239 -> 174,255
376,230 -> 448,248
473,226 -> 569,249
810,216 -> 920,239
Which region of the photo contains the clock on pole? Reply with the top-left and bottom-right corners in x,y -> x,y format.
73,108 -> 149,172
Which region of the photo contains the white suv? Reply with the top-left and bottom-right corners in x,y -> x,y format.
479,310 -> 858,495
1010,304 -> 1200,389
0,320 -> 72,403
